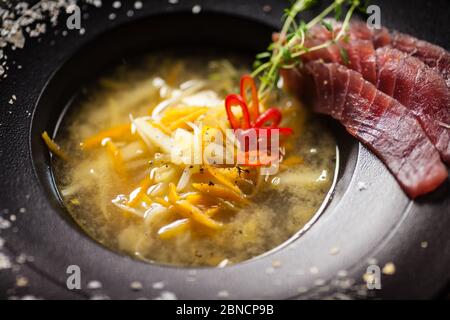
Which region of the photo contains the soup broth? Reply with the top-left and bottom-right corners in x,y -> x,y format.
52,54 -> 337,267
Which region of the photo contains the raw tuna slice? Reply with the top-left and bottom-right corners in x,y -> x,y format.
375,47 -> 450,162
307,19 -> 450,87
305,61 -> 448,198
389,31 -> 450,87
283,33 -> 450,163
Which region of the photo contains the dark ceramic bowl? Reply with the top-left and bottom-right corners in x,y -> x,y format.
0,0 -> 449,299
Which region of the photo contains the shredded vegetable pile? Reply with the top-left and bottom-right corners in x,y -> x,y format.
42,68 -> 302,240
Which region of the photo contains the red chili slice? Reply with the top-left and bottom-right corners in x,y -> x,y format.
254,108 -> 282,128
225,94 -> 251,130
240,74 -> 260,124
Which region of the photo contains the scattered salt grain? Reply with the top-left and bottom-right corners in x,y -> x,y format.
297,286 -> 308,294
154,291 -> 177,300
130,281 -> 143,291
21,295 -> 40,300
192,5 -> 202,14
0,253 -> 12,270
10,214 -> 16,222
382,262 -> 396,275
337,270 -> 348,278
217,290 -> 229,298
272,260 -> 282,268
16,276 -> 29,287
263,5 -> 272,13
421,241 -> 428,248
314,278 -> 325,286
92,0 -> 103,8
108,13 -> 116,20
90,294 -> 110,300
16,253 -> 28,264
357,181 -> 367,191
329,246 -> 340,255
152,281 -> 165,290
112,1 -> 122,9
87,280 -> 102,289
309,266 -> 319,274
0,217 -> 11,229
134,1 -> 143,10
19,208 -> 26,213
169,0 -> 179,4
0,237 -> 4,249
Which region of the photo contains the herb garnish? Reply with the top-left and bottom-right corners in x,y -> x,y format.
252,0 -> 367,99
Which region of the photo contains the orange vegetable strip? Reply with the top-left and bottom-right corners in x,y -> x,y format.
186,193 -> 218,207
168,108 -> 209,131
168,183 -> 179,203
127,175 -> 153,207
80,124 -> 131,150
192,183 -> 250,205
153,196 -> 171,207
205,166 -> 242,194
172,200 -> 223,230
151,121 -> 172,135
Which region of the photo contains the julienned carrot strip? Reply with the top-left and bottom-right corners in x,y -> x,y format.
41,131 -> 69,161
205,166 -> 242,194
166,183 -> 222,230
172,200 -> 223,230
158,218 -> 191,240
161,107 -> 209,125
186,193 -> 217,207
205,207 -> 220,217
153,196 -> 171,207
127,175 -> 153,207
168,108 -> 209,131
151,121 -> 172,135
80,124 -> 132,150
168,183 -> 179,203
192,183 -> 250,205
